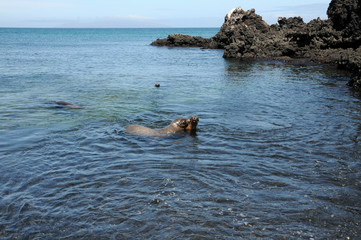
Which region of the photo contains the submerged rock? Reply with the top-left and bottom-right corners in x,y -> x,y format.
151,0 -> 361,92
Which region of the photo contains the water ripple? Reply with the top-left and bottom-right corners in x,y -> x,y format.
1,29 -> 361,239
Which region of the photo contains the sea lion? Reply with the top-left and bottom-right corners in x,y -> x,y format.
126,117 -> 198,136
55,101 -> 85,109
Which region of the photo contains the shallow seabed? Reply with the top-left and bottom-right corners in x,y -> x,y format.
0,28 -> 361,239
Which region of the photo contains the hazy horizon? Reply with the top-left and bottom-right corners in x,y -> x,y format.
0,0 -> 331,28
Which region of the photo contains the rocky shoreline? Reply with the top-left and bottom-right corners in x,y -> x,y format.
151,0 -> 361,92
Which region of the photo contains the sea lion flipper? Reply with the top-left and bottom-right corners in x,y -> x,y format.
185,116 -> 199,132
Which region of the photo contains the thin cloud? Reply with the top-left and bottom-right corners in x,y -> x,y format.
259,3 -> 329,23
110,15 -> 158,21
0,0 -> 73,9
58,15 -> 168,28
265,3 -> 328,13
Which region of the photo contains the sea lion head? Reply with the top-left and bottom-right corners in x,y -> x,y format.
171,118 -> 189,129
185,116 -> 199,132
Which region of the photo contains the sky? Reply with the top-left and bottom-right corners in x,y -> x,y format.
0,0 -> 332,28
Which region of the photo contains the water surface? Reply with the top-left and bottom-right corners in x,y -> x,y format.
0,28 -> 361,239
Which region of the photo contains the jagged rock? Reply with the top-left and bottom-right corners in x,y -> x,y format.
278,17 -> 305,29
327,0 -> 361,34
211,7 -> 271,55
151,33 -> 209,47
151,0 -> 361,92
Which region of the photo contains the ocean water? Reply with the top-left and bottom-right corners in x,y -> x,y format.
0,28 -> 361,239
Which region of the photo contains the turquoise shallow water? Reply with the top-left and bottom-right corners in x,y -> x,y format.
0,28 -> 361,239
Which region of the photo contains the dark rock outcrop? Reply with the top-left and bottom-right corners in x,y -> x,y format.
151,33 -> 210,48
327,0 -> 361,35
151,0 -> 361,92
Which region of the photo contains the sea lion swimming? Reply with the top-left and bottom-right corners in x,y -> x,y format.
55,101 -> 85,109
126,117 -> 199,136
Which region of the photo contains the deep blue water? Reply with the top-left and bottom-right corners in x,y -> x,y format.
0,28 -> 361,239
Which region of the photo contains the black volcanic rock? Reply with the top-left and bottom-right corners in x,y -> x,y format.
151,0 -> 361,92
151,33 -> 210,48
326,0 -> 361,90
328,0 -> 361,34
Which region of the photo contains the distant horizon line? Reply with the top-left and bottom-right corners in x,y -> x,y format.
0,26 -> 221,29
